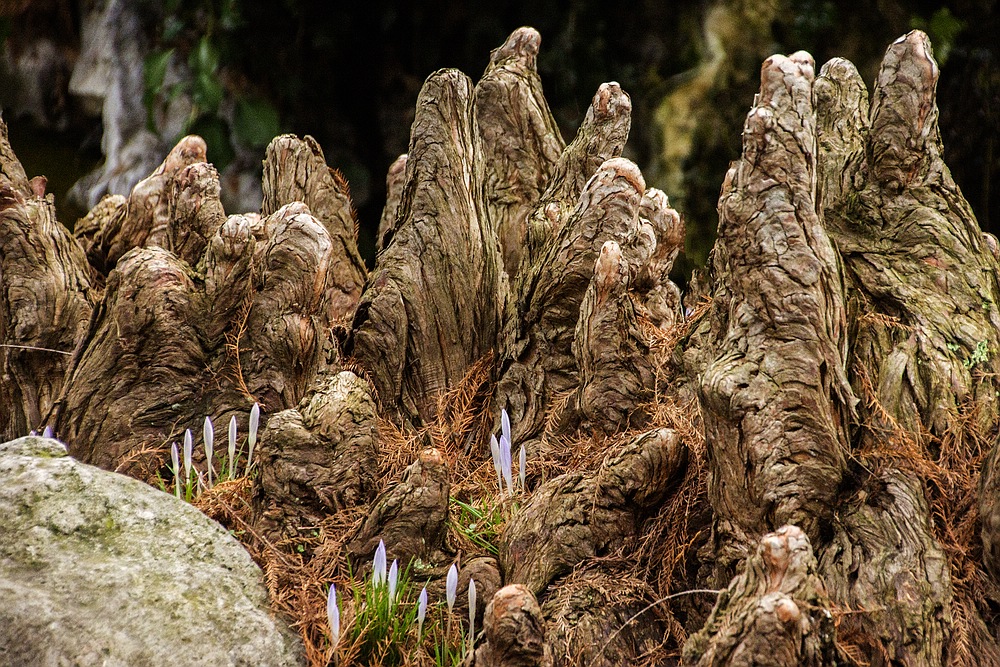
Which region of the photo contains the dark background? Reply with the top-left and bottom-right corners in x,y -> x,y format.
2,0 -> 997,275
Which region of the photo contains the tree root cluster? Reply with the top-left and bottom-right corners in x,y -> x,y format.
3,25 -> 999,667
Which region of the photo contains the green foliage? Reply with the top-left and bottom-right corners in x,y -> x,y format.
338,561 -> 465,667
428,624 -> 465,667
233,97 -> 281,148
141,0 -> 282,171
216,451 -> 246,485
142,48 -> 174,131
449,497 -> 506,556
189,36 -> 224,112
348,562 -> 418,664
965,340 -> 991,370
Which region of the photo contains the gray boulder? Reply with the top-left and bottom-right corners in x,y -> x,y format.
0,436 -> 305,667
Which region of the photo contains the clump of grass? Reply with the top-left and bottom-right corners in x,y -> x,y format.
327,543 -> 470,666
342,543 -> 419,664
449,497 -> 506,557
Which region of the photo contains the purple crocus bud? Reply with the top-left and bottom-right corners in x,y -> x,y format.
446,563 -> 458,613
327,584 -> 340,647
373,539 -> 387,587
501,408 -> 511,449
228,415 -> 237,476
203,416 -> 214,487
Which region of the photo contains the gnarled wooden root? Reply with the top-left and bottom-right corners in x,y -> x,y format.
0,118 -> 95,439
682,526 -> 842,667
347,447 -> 451,568
697,49 -> 855,571
500,427 -> 686,595
542,569 -> 668,667
251,371 -> 380,544
468,584 -> 551,667
572,239 -> 655,431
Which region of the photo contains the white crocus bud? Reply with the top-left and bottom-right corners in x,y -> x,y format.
417,586 -> 428,639
490,434 -> 502,492
468,578 -> 477,650
170,441 -> 181,499
183,429 -> 193,487
388,559 -> 399,609
500,435 -> 513,494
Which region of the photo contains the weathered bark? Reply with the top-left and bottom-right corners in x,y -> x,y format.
4,24 -> 999,667
818,34 -> 1000,445
457,556 -> 504,633
542,570 -> 668,667
983,446 -> 1000,586
415,555 -> 504,642
12,130 -> 365,473
53,199 -> 347,470
818,470 -> 953,665
375,153 -> 407,254
813,31 -> 1000,664
572,240 -> 656,432
346,447 -> 451,567
0,120 -> 95,440
348,69 -> 504,426
91,135 -> 221,273
73,193 -> 125,279
684,31 -> 1000,665
251,371 -> 380,543
518,81 -> 632,272
500,427 -> 686,595
683,526 -> 842,666
468,584 -> 551,667
697,50 -> 856,572
496,86 -> 635,446
634,188 -> 685,329
261,134 -> 367,322
475,26 -> 564,278
496,157 -> 647,445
